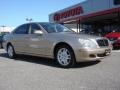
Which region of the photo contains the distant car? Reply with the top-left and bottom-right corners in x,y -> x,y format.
0,32 -> 9,48
3,22 -> 112,68
105,32 -> 120,49
0,35 -> 3,48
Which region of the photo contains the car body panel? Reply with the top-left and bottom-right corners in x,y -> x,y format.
10,34 -> 29,53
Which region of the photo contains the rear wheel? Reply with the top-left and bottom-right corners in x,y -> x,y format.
7,44 -> 16,58
55,45 -> 75,68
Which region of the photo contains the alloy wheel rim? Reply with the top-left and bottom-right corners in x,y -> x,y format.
57,48 -> 71,66
8,46 -> 14,57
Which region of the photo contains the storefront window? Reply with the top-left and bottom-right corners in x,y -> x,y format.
80,24 -> 94,35
114,0 -> 120,5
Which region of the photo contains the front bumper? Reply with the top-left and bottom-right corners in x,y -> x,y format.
75,47 -> 112,62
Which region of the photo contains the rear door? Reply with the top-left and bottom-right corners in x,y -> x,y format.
11,24 -> 30,53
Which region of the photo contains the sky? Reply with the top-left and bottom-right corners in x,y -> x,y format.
0,0 -> 85,27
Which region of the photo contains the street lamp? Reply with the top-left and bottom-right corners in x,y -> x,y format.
26,18 -> 33,23
0,25 -> 6,33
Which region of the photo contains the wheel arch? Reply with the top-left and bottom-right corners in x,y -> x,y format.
53,42 -> 75,58
7,42 -> 13,49
6,42 -> 15,52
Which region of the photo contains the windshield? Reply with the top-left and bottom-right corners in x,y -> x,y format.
40,23 -> 74,33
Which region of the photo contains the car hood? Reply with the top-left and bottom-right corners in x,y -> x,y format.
105,32 -> 120,38
49,32 -> 101,40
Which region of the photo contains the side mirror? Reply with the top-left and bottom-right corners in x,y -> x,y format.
34,30 -> 43,35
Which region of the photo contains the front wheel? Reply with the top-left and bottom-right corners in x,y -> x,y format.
7,45 -> 16,58
55,45 -> 76,68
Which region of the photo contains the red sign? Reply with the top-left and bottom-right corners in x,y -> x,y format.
54,6 -> 83,22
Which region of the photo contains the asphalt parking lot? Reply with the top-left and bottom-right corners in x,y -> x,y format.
0,49 -> 120,90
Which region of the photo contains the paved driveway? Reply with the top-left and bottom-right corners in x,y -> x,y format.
0,49 -> 120,90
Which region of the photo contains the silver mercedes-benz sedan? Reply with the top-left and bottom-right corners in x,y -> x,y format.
3,22 -> 112,68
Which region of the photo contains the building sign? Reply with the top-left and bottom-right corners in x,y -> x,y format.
54,6 -> 83,22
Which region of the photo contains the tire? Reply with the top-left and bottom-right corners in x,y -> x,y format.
7,44 -> 16,58
55,45 -> 76,68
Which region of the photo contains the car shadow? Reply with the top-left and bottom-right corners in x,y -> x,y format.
74,60 -> 101,68
0,52 -> 8,58
0,53 -> 101,68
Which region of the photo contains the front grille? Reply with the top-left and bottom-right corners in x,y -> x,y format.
97,54 -> 105,57
97,39 -> 109,47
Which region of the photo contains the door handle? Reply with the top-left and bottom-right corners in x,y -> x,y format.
30,38 -> 39,41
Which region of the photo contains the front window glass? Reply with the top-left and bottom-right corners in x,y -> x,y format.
31,24 -> 41,34
40,23 -> 74,33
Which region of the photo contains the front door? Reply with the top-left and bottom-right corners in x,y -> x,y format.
28,23 -> 46,55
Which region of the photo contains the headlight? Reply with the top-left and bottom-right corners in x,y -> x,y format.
79,39 -> 97,48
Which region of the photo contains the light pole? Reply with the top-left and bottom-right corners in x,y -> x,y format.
26,18 -> 33,23
1,25 -> 6,33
